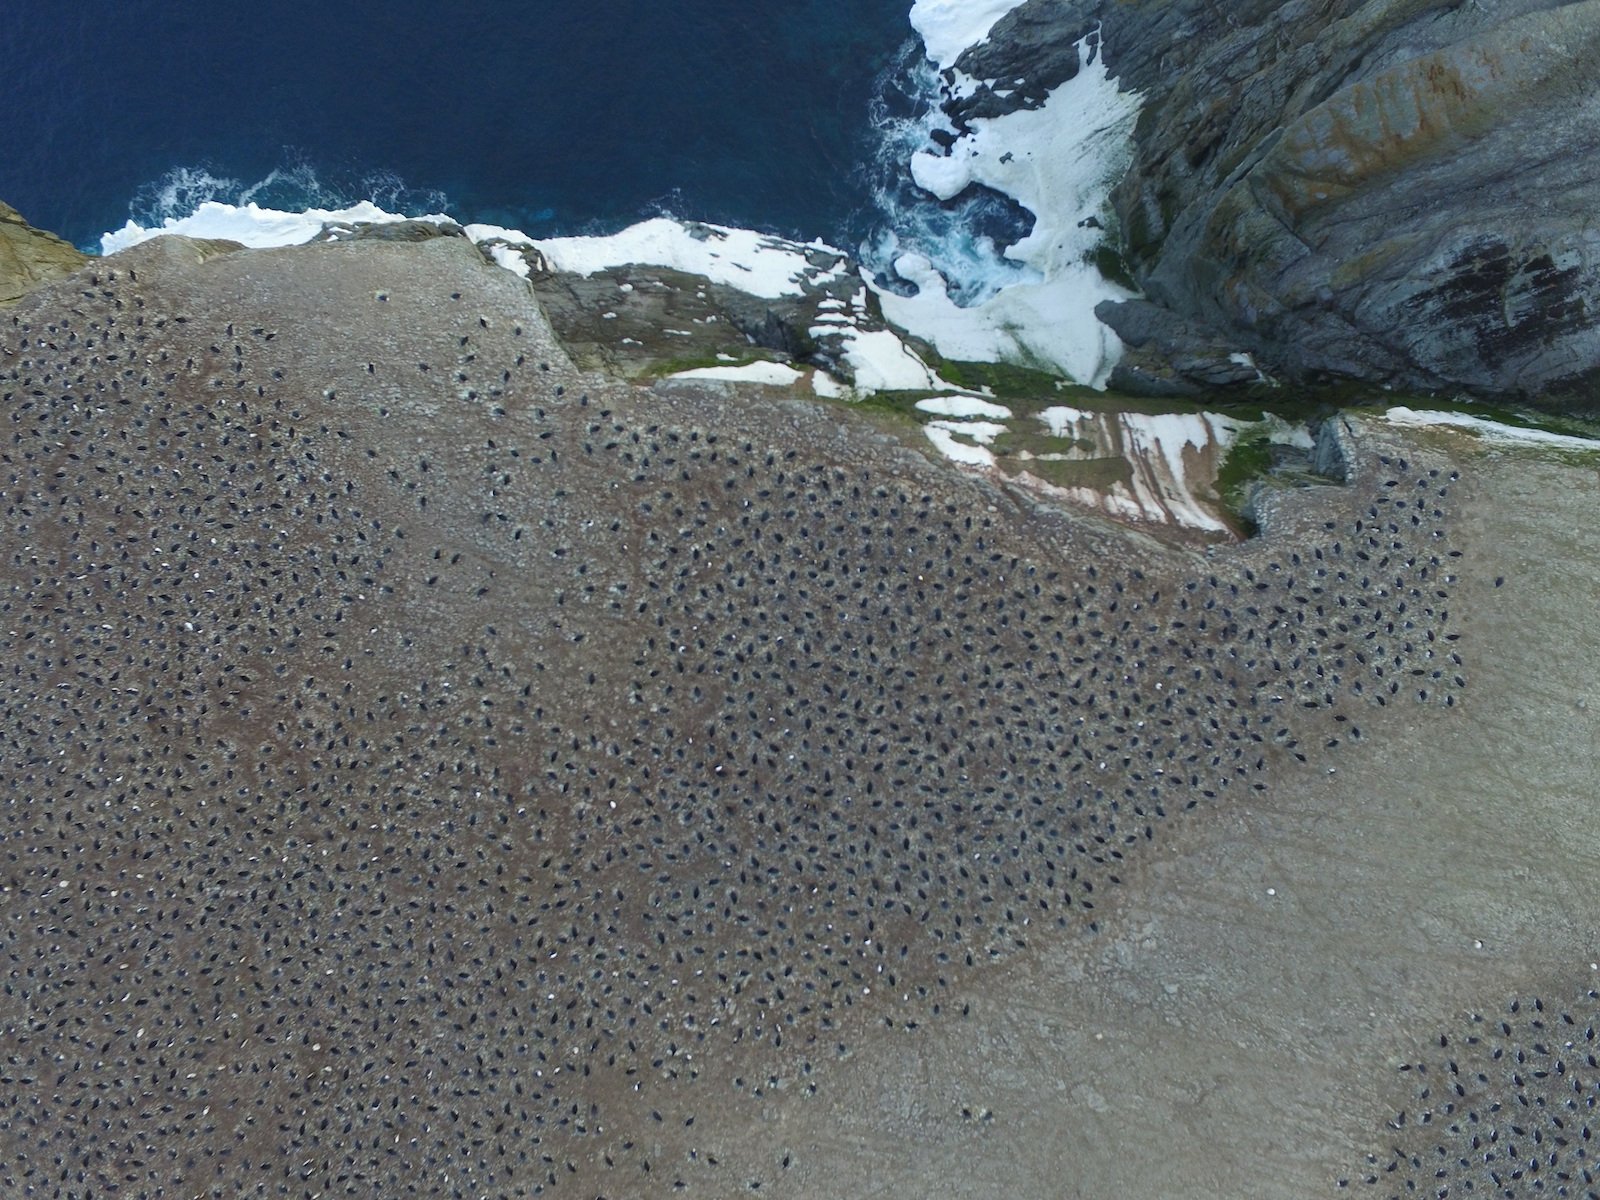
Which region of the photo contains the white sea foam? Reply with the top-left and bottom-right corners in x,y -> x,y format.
131,167 -> 242,226
236,164 -> 343,212
101,199 -> 451,254
862,48 -> 1037,311
909,0 -> 1029,68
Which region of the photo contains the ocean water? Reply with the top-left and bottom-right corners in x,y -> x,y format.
0,0 -> 922,251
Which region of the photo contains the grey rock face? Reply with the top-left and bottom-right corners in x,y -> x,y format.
948,0 -> 1600,408
1095,298 -> 1262,397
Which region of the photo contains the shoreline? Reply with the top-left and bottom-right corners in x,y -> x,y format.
9,203 -> 1600,545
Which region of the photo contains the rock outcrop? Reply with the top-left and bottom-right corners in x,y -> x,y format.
0,201 -> 87,305
527,261 -> 854,382
950,0 -> 1600,410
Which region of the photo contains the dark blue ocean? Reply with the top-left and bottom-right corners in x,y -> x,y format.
1,0 -> 956,255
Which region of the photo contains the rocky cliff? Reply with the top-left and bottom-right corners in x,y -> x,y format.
952,0 -> 1600,409
0,200 -> 87,305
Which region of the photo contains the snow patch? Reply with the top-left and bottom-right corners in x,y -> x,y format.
910,0 -> 1029,68
924,424 -> 998,467
101,199 -> 449,254
668,362 -> 804,387
537,217 -> 847,300
1383,407 -> 1600,451
929,418 -> 1008,445
463,221 -> 533,247
915,395 -> 1013,420
487,244 -> 531,278
811,372 -> 847,399
1032,407 -> 1247,532
1036,405 -> 1091,438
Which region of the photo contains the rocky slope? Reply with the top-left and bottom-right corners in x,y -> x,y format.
0,200 -> 87,304
951,0 -> 1600,410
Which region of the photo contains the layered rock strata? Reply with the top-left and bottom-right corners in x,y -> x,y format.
947,0 -> 1600,409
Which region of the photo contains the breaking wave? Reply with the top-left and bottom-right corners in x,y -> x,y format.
126,158 -> 450,233
856,40 -> 1039,308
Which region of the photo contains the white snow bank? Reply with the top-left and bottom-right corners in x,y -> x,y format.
104,202 -> 853,305
537,217 -> 847,300
803,285 -> 974,396
487,244 -> 531,278
929,418 -> 1008,444
924,424 -> 998,467
1383,407 -> 1600,451
824,327 -> 943,392
103,205 -> 849,302
910,0 -> 1028,68
915,395 -> 1013,420
101,199 -> 450,254
668,362 -> 804,387
463,222 -> 535,247
878,32 -> 1143,387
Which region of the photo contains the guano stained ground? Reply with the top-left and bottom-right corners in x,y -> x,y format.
0,233 -> 1594,1198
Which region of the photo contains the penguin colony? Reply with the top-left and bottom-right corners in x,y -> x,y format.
1352,989 -> 1600,1198
0,250 -> 1466,1197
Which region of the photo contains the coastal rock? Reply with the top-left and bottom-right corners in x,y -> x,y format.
0,201 -> 88,305
1095,298 -> 1266,397
947,0 -> 1600,409
528,262 -> 868,384
317,218 -> 469,244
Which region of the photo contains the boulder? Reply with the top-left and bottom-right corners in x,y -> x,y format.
947,0 -> 1600,410
0,201 -> 88,305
